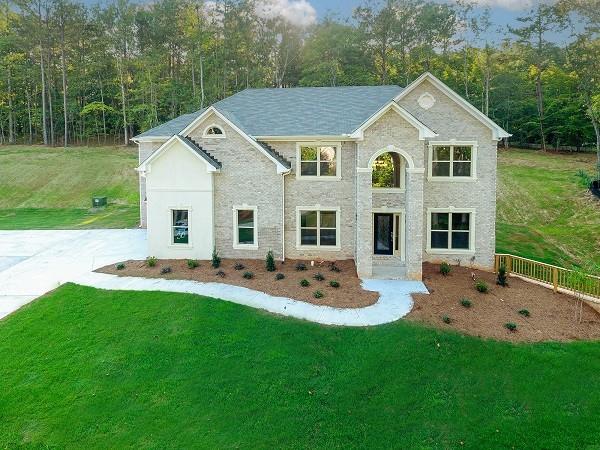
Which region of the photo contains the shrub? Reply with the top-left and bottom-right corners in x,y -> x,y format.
265,250 -> 276,272
242,271 -> 254,279
313,290 -> 324,299
146,256 -> 157,267
442,315 -> 451,324
187,259 -> 199,269
329,263 -> 341,273
518,309 -> 530,317
161,266 -> 172,274
300,279 -> 310,287
329,280 -> 340,288
234,262 -> 245,271
275,273 -> 285,280
475,280 -> 489,293
313,272 -> 325,281
440,262 -> 451,276
505,322 -> 517,331
116,262 -> 125,270
497,264 -> 508,286
216,270 -> 226,278
295,262 -> 307,271
211,248 -> 221,268
576,169 -> 592,188
460,298 -> 472,308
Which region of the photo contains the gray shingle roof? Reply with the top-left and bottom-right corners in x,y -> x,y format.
178,136 -> 222,170
134,85 -> 403,139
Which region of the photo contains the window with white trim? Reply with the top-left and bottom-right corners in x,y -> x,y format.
234,207 -> 257,247
429,211 -> 472,251
203,125 -> 225,138
172,210 -> 189,245
298,145 -> 339,178
430,144 -> 474,178
298,209 -> 338,247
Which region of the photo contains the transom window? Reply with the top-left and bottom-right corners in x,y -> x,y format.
203,125 -> 225,138
234,207 -> 257,248
172,210 -> 189,245
430,144 -> 474,178
298,209 -> 338,247
298,145 -> 339,178
429,211 -> 472,251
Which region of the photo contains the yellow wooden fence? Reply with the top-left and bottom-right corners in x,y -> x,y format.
494,254 -> 600,300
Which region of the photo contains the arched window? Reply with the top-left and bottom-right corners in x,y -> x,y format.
372,152 -> 405,189
203,125 -> 225,138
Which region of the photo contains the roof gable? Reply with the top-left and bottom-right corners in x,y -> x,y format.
137,135 -> 221,173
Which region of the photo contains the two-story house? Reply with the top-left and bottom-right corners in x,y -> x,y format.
133,72 -> 510,280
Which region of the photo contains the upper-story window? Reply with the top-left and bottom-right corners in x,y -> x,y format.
203,125 -> 225,138
297,143 -> 341,179
428,142 -> 477,180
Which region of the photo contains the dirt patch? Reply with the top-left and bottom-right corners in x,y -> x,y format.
97,258 -> 379,308
407,263 -> 600,342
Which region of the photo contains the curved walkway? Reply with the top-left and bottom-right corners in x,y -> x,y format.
74,272 -> 429,326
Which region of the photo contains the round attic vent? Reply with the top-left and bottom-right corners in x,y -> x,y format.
417,92 -> 436,110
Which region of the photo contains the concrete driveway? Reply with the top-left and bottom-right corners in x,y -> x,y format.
0,229 -> 147,319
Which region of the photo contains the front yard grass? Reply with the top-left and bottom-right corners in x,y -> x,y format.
3,284 -> 600,448
0,145 -> 139,229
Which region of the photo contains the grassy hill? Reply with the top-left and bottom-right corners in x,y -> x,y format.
0,145 -> 139,229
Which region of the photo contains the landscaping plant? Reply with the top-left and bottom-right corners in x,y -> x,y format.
313,272 -> 325,281
187,259 -> 199,269
265,250 -> 276,272
505,322 -> 517,332
313,290 -> 324,299
275,273 -> 285,280
497,263 -> 508,286
295,262 -> 307,271
460,298 -> 472,308
300,279 -> 310,287
475,280 -> 489,293
242,271 -> 254,279
442,315 -> 451,324
160,266 -> 172,274
116,262 -> 125,270
211,248 -> 221,268
146,256 -> 157,267
329,263 -> 341,273
234,262 -> 245,270
440,262 -> 451,276
329,280 -> 340,288
518,309 -> 530,317
216,270 -> 225,278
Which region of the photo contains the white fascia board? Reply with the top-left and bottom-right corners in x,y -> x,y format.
131,136 -> 171,143
395,72 -> 511,140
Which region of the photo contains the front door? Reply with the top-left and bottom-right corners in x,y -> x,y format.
374,213 -> 394,255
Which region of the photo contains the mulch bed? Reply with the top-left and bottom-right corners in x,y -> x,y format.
407,262 -> 600,342
97,258 -> 379,308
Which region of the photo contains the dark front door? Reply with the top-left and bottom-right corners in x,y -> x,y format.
374,213 -> 394,255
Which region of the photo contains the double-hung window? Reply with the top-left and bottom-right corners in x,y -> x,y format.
233,207 -> 257,248
172,209 -> 189,245
429,211 -> 473,252
298,144 -> 339,178
298,208 -> 339,248
429,142 -> 476,179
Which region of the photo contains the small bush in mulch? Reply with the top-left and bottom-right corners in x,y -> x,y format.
146,256 -> 157,267
313,290 -> 324,299
187,259 -> 199,269
211,248 -> 221,269
216,270 -> 226,278
440,262 -> 451,276
161,266 -> 172,274
475,280 -> 489,293
116,262 -> 125,270
265,250 -> 276,272
242,271 -> 254,279
497,264 -> 508,286
234,262 -> 245,271
295,262 -> 307,271
313,272 -> 325,281
329,280 -> 340,288
442,315 -> 451,324
505,322 -> 517,332
518,309 -> 530,317
300,279 -> 310,287
330,263 -> 341,273
275,273 -> 285,280
460,298 -> 472,308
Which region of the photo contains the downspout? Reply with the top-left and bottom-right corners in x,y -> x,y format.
281,170 -> 291,262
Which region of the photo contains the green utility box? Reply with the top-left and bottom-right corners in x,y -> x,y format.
92,196 -> 107,208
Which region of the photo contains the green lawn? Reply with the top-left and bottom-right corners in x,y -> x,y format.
0,145 -> 139,229
497,148 -> 600,269
2,284 -> 600,449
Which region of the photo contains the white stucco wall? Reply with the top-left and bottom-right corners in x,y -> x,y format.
145,141 -> 214,259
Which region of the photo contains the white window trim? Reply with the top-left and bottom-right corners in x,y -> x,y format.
296,206 -> 341,251
233,205 -> 258,250
169,207 -> 192,248
372,208 -> 405,261
427,141 -> 478,182
202,124 -> 226,139
295,142 -> 342,180
426,207 -> 476,254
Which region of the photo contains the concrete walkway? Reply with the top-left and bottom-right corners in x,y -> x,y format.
0,229 -> 428,326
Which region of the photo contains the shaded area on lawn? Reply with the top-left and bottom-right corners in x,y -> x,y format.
2,284 -> 600,449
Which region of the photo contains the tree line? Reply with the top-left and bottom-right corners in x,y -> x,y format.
0,0 -> 598,154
